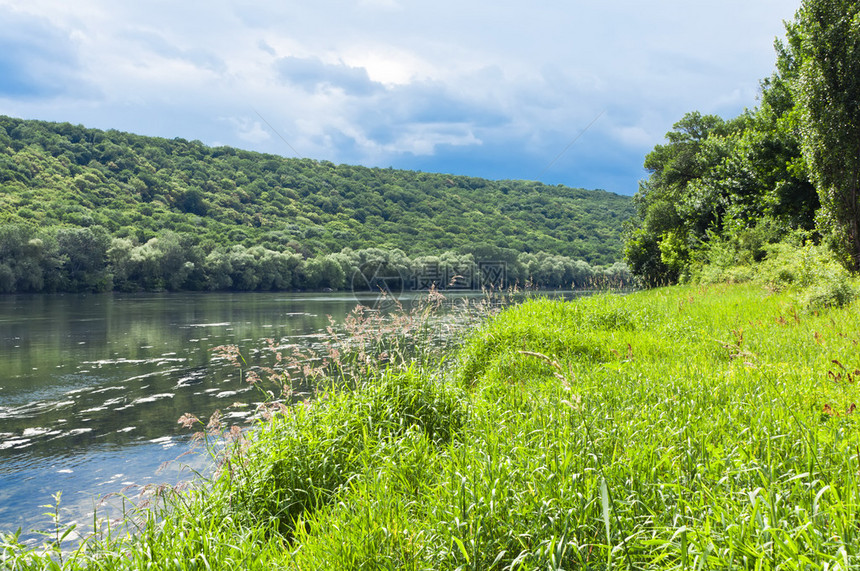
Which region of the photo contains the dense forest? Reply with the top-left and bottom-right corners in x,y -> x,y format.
0,116 -> 633,293
625,0 -> 860,291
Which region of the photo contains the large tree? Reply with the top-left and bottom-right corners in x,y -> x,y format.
624,112 -> 738,285
624,30 -> 823,286
789,0 -> 860,270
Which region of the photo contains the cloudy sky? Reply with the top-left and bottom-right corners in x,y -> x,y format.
0,0 -> 800,195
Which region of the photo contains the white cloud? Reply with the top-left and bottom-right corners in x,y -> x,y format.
383,123 -> 482,156
0,0 -> 801,194
357,0 -> 401,11
227,118 -> 271,145
340,47 -> 432,86
611,125 -> 656,150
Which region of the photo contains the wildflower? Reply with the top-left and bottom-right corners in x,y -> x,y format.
207,410 -> 222,431
227,425 -> 242,442
177,413 -> 199,429
245,370 -> 261,385
211,344 -> 244,367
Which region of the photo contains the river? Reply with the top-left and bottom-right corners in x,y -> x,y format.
0,290 -> 461,543
0,288 -> 587,545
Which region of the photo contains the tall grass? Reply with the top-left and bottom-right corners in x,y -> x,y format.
4,283 -> 860,569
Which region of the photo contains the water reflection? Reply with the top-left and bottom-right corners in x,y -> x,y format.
0,292 -> 362,541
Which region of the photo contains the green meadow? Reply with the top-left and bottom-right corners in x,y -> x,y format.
4,282 -> 860,569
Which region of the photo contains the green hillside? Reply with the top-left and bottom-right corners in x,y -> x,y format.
0,116 -> 634,292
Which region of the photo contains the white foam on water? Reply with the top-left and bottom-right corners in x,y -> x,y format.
82,358 -> 150,366
22,427 -> 52,437
148,436 -> 177,449
131,393 -> 175,405
0,439 -> 31,450
81,406 -> 108,413
45,428 -> 95,441
91,386 -> 126,394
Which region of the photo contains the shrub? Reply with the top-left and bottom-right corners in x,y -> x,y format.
800,274 -> 856,309
756,239 -> 856,309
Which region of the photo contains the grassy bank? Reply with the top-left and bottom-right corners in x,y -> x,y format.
4,283 -> 860,569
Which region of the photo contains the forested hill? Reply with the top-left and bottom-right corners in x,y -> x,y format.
0,115 -> 633,293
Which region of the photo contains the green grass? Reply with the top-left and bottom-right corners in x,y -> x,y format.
5,283 -> 860,569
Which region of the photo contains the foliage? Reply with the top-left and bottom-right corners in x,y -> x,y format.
625,112 -> 742,285
756,237 -> 857,309
0,116 -> 634,292
625,22 -> 821,286
657,1 -> 860,292
690,226 -> 857,310
7,283 -> 860,568
0,222 -> 633,293
789,0 -> 860,270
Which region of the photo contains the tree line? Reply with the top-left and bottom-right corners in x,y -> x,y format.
0,114 -> 634,293
0,224 -> 631,294
624,0 -> 860,285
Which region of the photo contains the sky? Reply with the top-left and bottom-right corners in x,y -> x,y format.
0,0 -> 801,196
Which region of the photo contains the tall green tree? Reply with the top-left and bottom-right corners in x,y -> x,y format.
624,112 -> 736,285
789,0 -> 860,270
55,226 -> 112,292
625,34 -> 821,286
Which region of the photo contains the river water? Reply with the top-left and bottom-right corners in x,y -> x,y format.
0,291 -> 436,543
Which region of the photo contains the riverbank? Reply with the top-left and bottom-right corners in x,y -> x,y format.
4,282 -> 860,568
